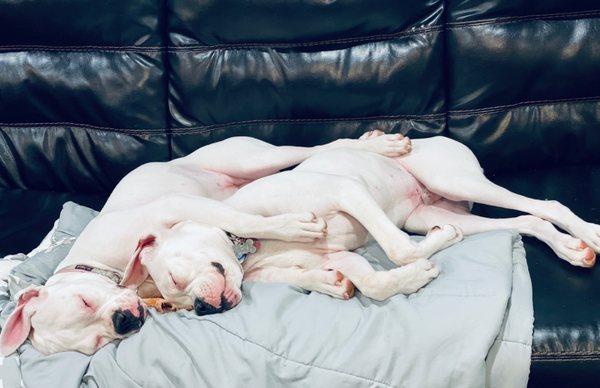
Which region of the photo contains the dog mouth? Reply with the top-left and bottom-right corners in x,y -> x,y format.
193,294 -> 232,315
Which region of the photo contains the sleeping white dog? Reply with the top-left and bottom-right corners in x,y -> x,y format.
0,133 -> 403,355
122,133 -> 598,312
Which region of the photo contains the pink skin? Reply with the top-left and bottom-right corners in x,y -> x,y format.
200,271 -> 226,308
127,303 -> 144,318
200,271 -> 242,309
223,287 -> 242,306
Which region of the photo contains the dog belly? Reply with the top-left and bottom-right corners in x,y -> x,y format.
295,149 -> 438,211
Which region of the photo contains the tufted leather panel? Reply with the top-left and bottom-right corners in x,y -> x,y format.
0,51 -> 165,128
167,0 -> 446,157
447,3 -> 600,172
168,0 -> 443,45
0,0 -> 161,47
2,1 -> 598,188
448,0 -> 600,23
449,18 -> 600,111
448,99 -> 600,173
168,35 -> 444,126
0,125 -> 168,192
0,0 -> 168,192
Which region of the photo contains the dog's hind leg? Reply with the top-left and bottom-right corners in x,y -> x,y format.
398,136 -> 600,255
322,251 -> 439,300
404,201 -> 595,267
324,176 -> 462,266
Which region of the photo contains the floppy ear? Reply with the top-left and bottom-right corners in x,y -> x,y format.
0,285 -> 42,355
121,235 -> 156,289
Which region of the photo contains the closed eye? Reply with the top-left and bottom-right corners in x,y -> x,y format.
80,297 -> 95,311
169,273 -> 187,290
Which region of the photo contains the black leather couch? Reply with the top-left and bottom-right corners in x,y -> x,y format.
1,1 -> 598,386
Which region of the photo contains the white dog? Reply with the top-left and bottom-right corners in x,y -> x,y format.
0,133 -> 405,355
120,133 -> 599,312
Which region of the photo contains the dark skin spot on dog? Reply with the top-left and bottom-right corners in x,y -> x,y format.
211,262 -> 225,275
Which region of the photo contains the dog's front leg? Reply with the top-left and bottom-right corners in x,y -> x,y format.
151,194 -> 327,242
244,266 -> 355,300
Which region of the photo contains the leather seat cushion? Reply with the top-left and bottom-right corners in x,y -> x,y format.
473,164 -> 600,387
0,189 -> 106,257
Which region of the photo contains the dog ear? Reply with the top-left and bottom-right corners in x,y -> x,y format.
121,235 -> 156,289
0,285 -> 42,355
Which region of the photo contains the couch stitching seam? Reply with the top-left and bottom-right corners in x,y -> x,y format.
0,45 -> 163,53
533,350 -> 600,356
167,26 -> 442,52
0,122 -> 165,135
170,115 -> 445,134
448,95 -> 600,117
159,0 -> 173,160
447,9 -> 600,29
3,92 -> 599,135
532,355 -> 600,362
0,115 -> 446,134
0,27 -> 442,53
441,0 -> 451,137
533,356 -> 600,361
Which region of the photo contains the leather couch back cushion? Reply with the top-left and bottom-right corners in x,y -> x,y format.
0,0 -> 168,192
0,0 -> 599,192
447,1 -> 600,171
167,0 -> 446,157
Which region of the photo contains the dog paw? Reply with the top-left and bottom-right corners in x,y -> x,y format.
570,222 -> 600,254
428,224 -> 463,249
303,269 -> 355,300
359,130 -> 385,140
142,298 -> 178,313
397,259 -> 440,294
359,132 -> 412,157
551,235 -> 596,268
270,212 -> 327,242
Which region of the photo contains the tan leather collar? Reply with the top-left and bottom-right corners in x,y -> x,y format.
56,264 -> 122,284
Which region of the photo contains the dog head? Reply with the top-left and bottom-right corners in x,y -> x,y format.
121,221 -> 243,315
0,271 -> 146,356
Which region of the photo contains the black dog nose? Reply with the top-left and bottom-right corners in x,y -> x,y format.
194,298 -> 223,316
112,306 -> 145,335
